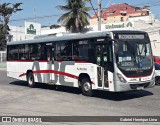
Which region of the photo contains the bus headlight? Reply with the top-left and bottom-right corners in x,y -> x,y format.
117,73 -> 127,83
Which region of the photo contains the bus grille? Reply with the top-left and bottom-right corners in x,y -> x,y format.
130,82 -> 150,89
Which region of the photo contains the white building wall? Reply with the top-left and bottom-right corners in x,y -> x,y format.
8,25 -> 66,42
9,25 -> 35,41
9,26 -> 25,41
41,27 -> 66,35
128,14 -> 155,24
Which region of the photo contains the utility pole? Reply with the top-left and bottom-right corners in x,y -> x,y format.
98,0 -> 101,31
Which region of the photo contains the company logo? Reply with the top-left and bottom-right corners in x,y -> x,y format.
105,22 -> 133,29
126,22 -> 133,27
139,62 -> 143,68
105,23 -> 125,29
2,117 -> 11,122
27,24 -> 36,35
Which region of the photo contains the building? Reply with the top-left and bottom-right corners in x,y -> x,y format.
89,3 -> 160,56
90,3 -> 150,25
8,22 -> 66,41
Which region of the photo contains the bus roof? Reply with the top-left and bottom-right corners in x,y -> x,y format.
7,30 -> 147,45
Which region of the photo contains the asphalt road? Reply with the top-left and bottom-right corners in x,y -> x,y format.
0,70 -> 160,125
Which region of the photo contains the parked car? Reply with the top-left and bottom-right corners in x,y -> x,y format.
153,56 -> 160,85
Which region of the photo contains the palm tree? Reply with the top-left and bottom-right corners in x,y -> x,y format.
0,2 -> 22,50
57,0 -> 91,33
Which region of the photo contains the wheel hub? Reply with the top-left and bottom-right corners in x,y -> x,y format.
29,76 -> 33,85
84,82 -> 90,91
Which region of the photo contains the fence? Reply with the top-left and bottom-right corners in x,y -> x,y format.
0,51 -> 6,62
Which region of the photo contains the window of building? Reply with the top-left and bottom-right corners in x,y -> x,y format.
121,17 -> 124,22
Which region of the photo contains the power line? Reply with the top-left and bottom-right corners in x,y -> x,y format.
89,0 -> 98,18
9,1 -> 160,23
9,14 -> 62,22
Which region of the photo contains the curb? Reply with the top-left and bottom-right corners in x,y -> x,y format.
0,68 -> 6,71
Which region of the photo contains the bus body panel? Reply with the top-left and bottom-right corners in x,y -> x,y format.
7,30 -> 155,93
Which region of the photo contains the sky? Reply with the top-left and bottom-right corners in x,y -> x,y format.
0,0 -> 160,26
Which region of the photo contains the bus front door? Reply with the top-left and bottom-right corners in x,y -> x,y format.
96,44 -> 109,89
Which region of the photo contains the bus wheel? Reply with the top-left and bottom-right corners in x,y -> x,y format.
155,77 -> 160,86
81,78 -> 93,96
27,72 -> 35,87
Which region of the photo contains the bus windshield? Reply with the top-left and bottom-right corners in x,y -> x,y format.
116,40 -> 153,77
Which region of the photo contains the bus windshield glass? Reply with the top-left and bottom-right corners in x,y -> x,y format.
114,33 -> 153,77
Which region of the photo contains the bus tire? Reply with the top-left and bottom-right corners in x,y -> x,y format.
155,77 -> 160,86
81,78 -> 93,97
27,72 -> 35,87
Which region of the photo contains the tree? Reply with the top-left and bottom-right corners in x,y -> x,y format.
0,3 -> 22,50
57,0 -> 91,33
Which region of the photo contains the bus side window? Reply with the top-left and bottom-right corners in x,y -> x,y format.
88,48 -> 95,63
29,44 -> 41,60
19,45 -> 29,60
72,47 -> 79,60
72,40 -> 94,62
56,42 -> 72,61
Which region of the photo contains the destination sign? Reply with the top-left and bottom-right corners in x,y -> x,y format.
118,34 -> 145,40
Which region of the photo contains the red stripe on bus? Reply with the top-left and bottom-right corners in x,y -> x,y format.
19,73 -> 26,77
33,70 -> 78,79
19,70 -> 94,84
19,70 -> 78,79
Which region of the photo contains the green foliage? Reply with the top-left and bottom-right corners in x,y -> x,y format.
0,24 -> 6,50
57,0 -> 91,33
0,2 -> 22,50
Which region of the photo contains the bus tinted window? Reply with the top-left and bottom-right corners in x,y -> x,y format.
55,41 -> 72,60
19,45 -> 29,60
73,39 -> 94,62
54,39 -> 94,62
7,45 -> 19,60
29,44 -> 41,60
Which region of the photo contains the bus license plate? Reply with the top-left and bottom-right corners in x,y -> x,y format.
136,86 -> 144,90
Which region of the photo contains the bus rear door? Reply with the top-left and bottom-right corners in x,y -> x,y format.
44,45 -> 55,83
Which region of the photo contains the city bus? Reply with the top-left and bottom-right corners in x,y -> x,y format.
7,30 -> 155,96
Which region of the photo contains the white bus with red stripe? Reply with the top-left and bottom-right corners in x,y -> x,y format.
7,30 -> 155,96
